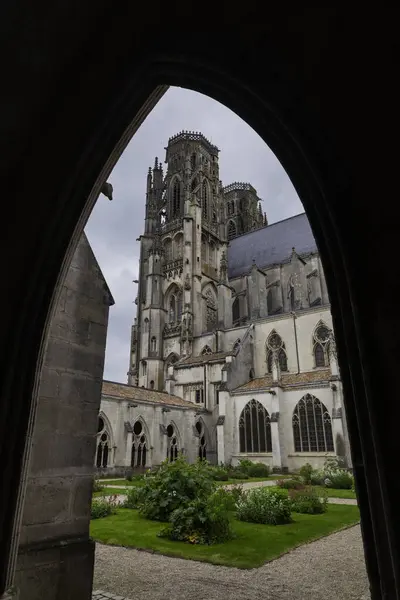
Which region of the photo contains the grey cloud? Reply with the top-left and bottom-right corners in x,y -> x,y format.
85,87 -> 303,382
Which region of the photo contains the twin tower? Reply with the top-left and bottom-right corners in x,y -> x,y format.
128,131 -> 266,390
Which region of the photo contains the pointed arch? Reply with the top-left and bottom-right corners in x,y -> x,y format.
195,417 -> 209,461
227,219 -> 237,240
131,416 -> 151,469
171,176 -> 181,217
292,394 -> 334,452
239,399 -> 272,453
266,330 -> 289,373
165,283 -> 183,323
202,283 -> 217,332
173,231 -> 183,259
96,411 -> 114,468
166,420 -> 181,462
201,179 -> 209,219
163,236 -> 173,261
312,320 -> 331,367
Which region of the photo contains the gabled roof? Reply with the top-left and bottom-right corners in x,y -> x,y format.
233,369 -> 331,392
102,380 -> 195,409
228,212 -> 318,279
178,351 -> 232,366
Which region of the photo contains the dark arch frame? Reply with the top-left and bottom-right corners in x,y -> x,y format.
0,11 -> 395,597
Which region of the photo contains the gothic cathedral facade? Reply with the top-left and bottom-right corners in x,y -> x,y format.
96,132 -> 351,475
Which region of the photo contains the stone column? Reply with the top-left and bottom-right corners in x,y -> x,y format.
125,431 -> 133,467
216,417 -> 225,465
270,386 -> 282,471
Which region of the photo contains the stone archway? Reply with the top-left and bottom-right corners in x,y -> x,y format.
0,7 -> 398,598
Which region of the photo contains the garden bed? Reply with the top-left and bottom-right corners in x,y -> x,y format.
102,475 -> 291,488
90,505 -> 360,569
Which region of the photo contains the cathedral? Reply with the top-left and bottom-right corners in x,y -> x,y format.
96,131 -> 351,476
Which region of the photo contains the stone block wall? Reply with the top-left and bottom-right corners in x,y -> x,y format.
15,233 -> 113,600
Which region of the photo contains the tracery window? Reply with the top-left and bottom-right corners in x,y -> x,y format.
201,345 -> 213,355
167,423 -> 179,462
168,287 -> 182,323
266,330 -> 288,373
172,179 -> 181,217
202,180 -> 208,219
196,420 -> 207,460
204,288 -> 217,332
228,220 -> 237,240
292,394 -> 334,452
239,399 -> 272,453
131,420 -> 148,468
313,322 -> 331,368
96,416 -> 110,468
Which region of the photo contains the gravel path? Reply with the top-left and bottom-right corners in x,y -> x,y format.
93,525 -> 368,600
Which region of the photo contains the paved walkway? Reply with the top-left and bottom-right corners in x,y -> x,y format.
93,524 -> 368,600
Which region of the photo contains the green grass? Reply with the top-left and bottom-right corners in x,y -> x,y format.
93,488 -> 128,497
314,486 -> 356,499
90,505 -> 360,569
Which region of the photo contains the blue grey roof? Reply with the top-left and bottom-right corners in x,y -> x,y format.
228,212 -> 318,279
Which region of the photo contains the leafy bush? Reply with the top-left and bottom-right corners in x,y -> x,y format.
236,487 -> 292,525
136,455 -> 216,522
299,463 -> 313,484
209,465 -> 229,481
212,484 -> 246,511
324,470 -> 354,489
310,469 -> 324,485
159,494 -> 233,545
277,478 -> 305,490
123,484 -> 145,509
93,479 -> 104,493
91,496 -> 117,519
228,470 -> 249,480
237,459 -> 270,478
289,486 -> 328,514
247,462 -> 271,478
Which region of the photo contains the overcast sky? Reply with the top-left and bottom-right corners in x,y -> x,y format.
85,87 -> 303,383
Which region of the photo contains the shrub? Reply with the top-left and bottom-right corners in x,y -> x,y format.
246,462 -> 271,478
277,478 -> 305,490
123,485 -> 145,509
236,487 -> 292,525
212,484 -> 246,511
310,469 -> 324,485
324,470 -> 354,489
91,496 -> 117,519
228,470 -> 249,480
299,463 -> 313,484
159,494 -> 233,545
289,486 -> 328,514
136,455 -> 216,522
237,459 -> 253,473
209,465 -> 229,481
93,479 -> 104,493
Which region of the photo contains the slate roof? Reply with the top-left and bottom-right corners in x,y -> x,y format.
102,380 -> 195,409
233,369 -> 331,392
179,351 -> 233,366
227,212 -> 318,279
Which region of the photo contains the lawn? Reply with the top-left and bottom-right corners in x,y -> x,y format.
314,486 -> 356,499
93,487 -> 128,497
90,504 -> 360,569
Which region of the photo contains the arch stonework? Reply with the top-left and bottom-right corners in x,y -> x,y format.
1,9 -> 398,598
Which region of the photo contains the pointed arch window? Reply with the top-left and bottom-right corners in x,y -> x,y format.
172,179 -> 181,217
168,288 -> 182,323
266,331 -> 288,373
196,421 -> 207,460
167,423 -> 179,462
292,394 -> 334,452
131,420 -> 148,468
169,296 -> 176,323
232,297 -> 240,325
96,417 -> 110,468
191,177 -> 198,192
228,220 -> 237,240
202,181 -> 208,219
150,336 -> 157,352
204,288 -> 217,332
239,399 -> 272,453
144,318 -> 149,332
313,322 -> 331,368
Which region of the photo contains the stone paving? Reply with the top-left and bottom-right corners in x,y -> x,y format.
93,592 -> 131,600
